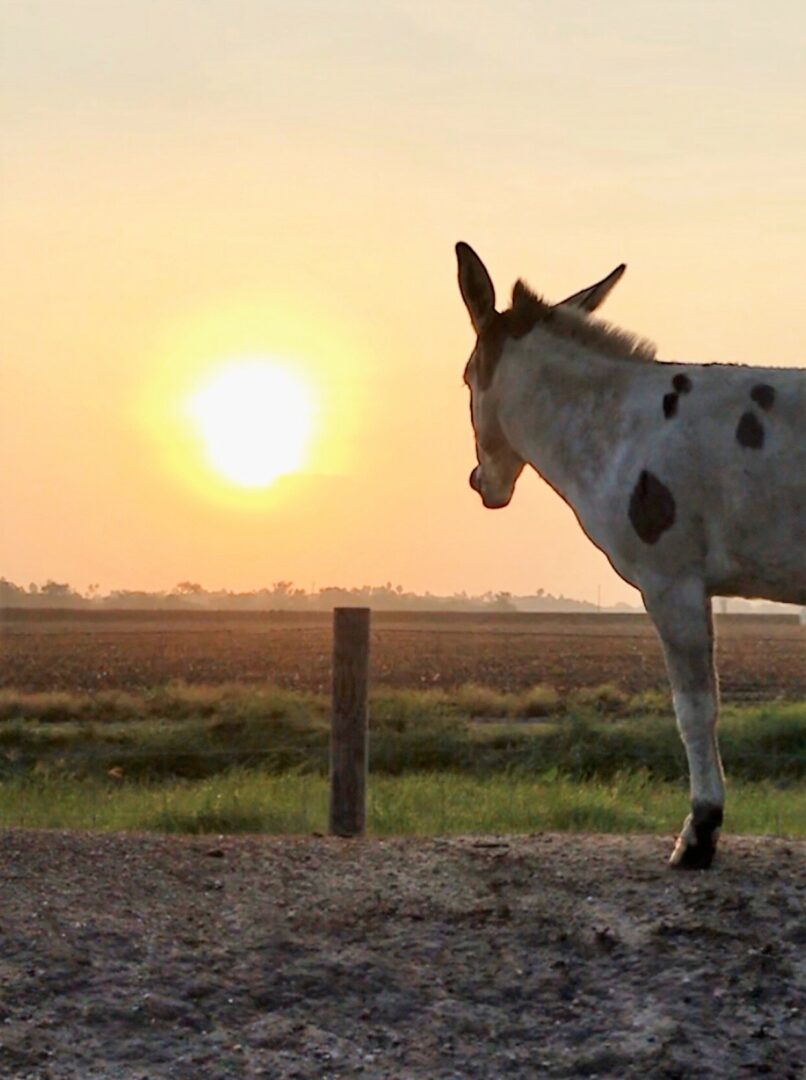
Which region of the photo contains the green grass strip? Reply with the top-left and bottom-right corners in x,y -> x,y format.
0,770 -> 802,838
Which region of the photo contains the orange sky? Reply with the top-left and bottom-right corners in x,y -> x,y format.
2,1 -> 804,605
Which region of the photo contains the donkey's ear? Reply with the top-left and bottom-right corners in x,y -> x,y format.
556,264 -> 626,313
456,242 -> 496,333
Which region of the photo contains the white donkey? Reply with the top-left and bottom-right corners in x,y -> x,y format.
456,241 -> 805,869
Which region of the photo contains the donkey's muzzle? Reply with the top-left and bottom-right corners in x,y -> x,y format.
469,466 -> 481,493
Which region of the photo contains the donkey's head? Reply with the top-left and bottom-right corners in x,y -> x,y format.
456,241 -> 625,508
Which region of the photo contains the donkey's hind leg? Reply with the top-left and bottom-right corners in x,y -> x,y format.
644,581 -> 725,869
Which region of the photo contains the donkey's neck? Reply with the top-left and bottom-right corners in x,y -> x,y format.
497,337 -> 638,503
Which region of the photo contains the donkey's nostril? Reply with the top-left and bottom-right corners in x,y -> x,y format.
469,467 -> 481,492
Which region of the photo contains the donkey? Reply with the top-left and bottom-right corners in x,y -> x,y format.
456,241 -> 805,869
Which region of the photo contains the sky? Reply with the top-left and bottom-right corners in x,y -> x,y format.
2,0 -> 804,605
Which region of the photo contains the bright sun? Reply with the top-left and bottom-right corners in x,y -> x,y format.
185,359 -> 314,488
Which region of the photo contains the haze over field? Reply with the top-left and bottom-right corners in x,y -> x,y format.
2,1 -> 804,607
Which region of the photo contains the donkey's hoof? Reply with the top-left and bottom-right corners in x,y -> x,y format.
668,804 -> 723,870
669,835 -> 717,870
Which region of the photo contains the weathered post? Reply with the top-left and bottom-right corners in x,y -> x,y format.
329,607 -> 370,836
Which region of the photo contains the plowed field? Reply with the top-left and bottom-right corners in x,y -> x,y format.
1,609 -> 802,702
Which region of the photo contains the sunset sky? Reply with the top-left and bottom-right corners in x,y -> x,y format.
2,1 -> 804,605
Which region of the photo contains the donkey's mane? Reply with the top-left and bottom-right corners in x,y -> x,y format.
506,280 -> 657,362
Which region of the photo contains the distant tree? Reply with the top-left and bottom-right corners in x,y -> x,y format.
41,580 -> 73,599
173,582 -> 204,596
491,591 -> 516,611
36,580 -> 85,608
270,581 -> 295,597
0,578 -> 26,605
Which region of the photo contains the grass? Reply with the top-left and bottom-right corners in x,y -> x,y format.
0,770 -> 802,838
2,692 -> 800,783
0,683 -> 327,725
0,682 -> 802,836
0,680 -> 662,727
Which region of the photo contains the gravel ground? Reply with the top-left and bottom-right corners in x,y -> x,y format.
0,830 -> 803,1079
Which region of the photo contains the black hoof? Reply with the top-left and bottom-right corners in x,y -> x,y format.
673,838 -> 717,870
670,804 -> 723,871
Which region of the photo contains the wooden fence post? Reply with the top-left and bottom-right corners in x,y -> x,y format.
329,607 -> 370,836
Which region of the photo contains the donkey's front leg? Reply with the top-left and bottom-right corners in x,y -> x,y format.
644,582 -> 725,869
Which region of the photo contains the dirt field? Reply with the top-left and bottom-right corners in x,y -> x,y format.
1,610 -> 803,702
0,829 -> 803,1079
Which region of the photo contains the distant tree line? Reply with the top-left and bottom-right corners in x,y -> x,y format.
0,577 -> 611,613
1,578 -> 796,614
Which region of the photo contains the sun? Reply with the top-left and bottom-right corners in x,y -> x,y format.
185,359 -> 314,488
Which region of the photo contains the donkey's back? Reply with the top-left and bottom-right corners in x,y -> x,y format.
622,361 -> 805,605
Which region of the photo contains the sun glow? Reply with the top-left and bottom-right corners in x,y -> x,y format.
185,359 -> 314,488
